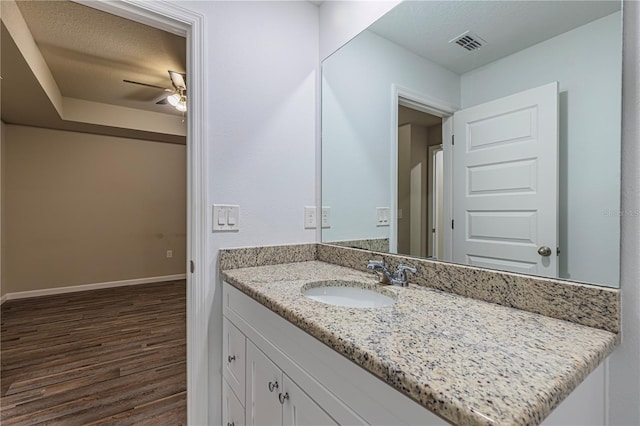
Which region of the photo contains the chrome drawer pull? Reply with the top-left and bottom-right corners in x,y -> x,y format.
268,381 -> 279,392
228,355 -> 236,363
279,392 -> 289,404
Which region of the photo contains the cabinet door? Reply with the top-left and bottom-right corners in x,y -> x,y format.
282,375 -> 338,426
223,379 -> 246,426
246,341 -> 282,426
223,318 -> 247,404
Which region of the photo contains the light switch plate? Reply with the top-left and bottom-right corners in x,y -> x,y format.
213,205 -> 240,231
321,207 -> 331,228
376,207 -> 390,227
304,206 -> 317,229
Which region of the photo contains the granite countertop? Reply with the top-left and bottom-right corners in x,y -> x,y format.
221,260 -> 617,426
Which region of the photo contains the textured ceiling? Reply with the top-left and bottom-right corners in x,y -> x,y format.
398,106 -> 441,128
369,1 -> 620,75
15,0 -> 186,115
1,21 -> 185,144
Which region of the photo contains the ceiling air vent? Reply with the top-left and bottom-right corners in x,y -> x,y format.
449,31 -> 486,52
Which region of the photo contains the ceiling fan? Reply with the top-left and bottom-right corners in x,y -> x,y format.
123,70 -> 187,112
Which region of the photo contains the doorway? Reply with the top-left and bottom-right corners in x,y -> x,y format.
82,2 -> 208,422
396,106 -> 443,258
1,0 -> 207,423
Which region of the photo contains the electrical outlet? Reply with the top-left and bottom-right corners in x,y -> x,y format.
304,206 -> 317,229
166,250 -> 173,258
321,207 -> 331,228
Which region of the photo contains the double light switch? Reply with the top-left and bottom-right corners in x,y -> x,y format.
213,205 -> 240,231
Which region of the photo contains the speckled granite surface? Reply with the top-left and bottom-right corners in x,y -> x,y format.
221,260 -> 618,426
327,238 -> 390,252
317,244 -> 620,333
219,243 -> 316,270
219,243 -> 620,333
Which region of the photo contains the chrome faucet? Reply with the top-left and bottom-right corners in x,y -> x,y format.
366,260 -> 417,287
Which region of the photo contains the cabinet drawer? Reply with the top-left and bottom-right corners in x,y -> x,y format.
223,317 -> 246,404
223,378 -> 246,426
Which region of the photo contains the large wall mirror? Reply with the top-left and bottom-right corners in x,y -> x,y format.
321,1 -> 622,288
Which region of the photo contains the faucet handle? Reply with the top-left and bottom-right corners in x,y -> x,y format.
395,264 -> 417,286
367,260 -> 385,269
397,264 -> 417,273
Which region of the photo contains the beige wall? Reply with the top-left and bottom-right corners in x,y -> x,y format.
1,121 -> 6,297
398,122 -> 443,258
397,124 -> 411,255
427,123 -> 442,147
397,123 -> 429,257
2,125 -> 186,295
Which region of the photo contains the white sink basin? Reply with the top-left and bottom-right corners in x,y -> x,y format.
302,281 -> 395,308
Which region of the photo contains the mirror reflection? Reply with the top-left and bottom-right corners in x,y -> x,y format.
321,1 -> 622,288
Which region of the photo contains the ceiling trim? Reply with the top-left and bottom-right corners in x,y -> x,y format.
62,97 -> 185,137
2,0 -> 64,114
72,0 -> 189,37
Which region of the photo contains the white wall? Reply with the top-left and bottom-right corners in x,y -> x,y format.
608,1 -> 640,424
319,0 -> 400,61
460,12 -> 622,286
174,2 -> 319,424
322,30 -> 459,243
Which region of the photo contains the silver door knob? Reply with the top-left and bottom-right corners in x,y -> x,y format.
538,246 -> 552,257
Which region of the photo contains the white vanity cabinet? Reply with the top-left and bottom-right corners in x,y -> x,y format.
246,341 -> 337,426
222,281 -> 447,426
223,379 -> 245,426
223,318 -> 246,404
223,318 -> 247,426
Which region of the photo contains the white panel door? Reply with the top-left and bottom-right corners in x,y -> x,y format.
246,341 -> 283,426
453,82 -> 558,277
282,374 -> 338,426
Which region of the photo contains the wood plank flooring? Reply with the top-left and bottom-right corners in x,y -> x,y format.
1,281 -> 186,425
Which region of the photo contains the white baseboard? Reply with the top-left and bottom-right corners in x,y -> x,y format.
0,274 -> 187,304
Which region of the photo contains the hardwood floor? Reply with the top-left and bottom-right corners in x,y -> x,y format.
1,281 -> 186,425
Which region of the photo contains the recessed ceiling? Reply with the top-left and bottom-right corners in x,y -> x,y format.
368,1 -> 620,75
1,0 -> 187,143
15,0 -> 186,115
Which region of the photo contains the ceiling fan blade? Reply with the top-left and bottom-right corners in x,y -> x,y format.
123,79 -> 170,90
168,70 -> 187,90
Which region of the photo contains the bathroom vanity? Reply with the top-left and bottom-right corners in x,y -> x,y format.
219,244 -> 619,426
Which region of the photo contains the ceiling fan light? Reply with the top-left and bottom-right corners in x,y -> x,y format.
176,101 -> 187,112
167,93 -> 180,106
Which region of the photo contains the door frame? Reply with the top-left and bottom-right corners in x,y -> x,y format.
427,144 -> 443,258
390,85 -> 456,260
74,1 -> 208,423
